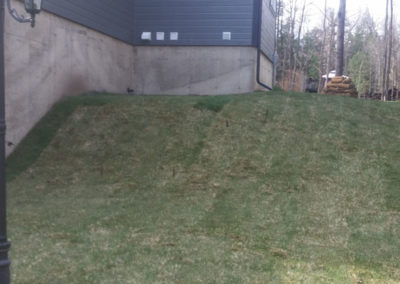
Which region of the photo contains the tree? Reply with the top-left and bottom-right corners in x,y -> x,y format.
324,10 -> 336,88
302,29 -> 322,79
348,51 -> 372,95
382,0 -> 393,101
346,10 -> 379,95
336,0 -> 346,76
289,0 -> 307,90
317,0 -> 328,92
275,0 -> 309,91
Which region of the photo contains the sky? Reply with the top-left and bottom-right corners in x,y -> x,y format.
305,0 -> 398,31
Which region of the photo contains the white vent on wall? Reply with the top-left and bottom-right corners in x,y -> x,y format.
222,32 -> 231,40
156,32 -> 165,40
170,32 -> 179,40
141,32 -> 151,41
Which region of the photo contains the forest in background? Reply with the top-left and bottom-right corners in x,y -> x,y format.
275,0 -> 399,100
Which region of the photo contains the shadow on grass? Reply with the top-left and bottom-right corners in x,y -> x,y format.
193,96 -> 232,113
6,93 -> 120,181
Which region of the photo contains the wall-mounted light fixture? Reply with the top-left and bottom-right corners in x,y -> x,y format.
7,0 -> 42,27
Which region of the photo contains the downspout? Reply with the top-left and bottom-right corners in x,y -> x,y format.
256,0 -> 273,90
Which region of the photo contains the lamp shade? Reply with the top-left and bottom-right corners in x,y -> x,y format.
24,0 -> 42,15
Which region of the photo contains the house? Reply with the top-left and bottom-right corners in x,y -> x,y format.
131,0 -> 276,95
4,0 -> 276,154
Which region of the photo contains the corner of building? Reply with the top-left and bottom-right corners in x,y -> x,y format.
255,52 -> 274,91
4,0 -> 135,156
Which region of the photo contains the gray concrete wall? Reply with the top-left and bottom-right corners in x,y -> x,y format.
255,52 -> 274,90
133,46 -> 259,95
5,0 -> 134,156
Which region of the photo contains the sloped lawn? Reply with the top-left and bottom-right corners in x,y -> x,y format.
6,91 -> 400,283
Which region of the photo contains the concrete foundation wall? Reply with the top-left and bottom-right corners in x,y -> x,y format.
255,52 -> 274,91
5,1 -> 134,155
133,46 -> 259,95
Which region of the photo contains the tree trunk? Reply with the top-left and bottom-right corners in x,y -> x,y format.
325,11 -> 335,88
382,0 -> 393,101
318,0 -> 328,93
382,0 -> 389,101
290,0 -> 306,91
357,57 -> 364,98
335,0 -> 346,76
387,0 -> 393,97
287,0 -> 297,90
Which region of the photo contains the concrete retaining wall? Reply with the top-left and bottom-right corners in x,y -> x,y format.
133,46 -> 263,95
5,0 -> 134,155
133,46 -> 274,95
255,52 -> 274,90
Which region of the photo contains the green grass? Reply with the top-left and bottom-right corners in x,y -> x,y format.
6,91 -> 400,283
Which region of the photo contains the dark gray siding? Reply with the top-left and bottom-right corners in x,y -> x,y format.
40,0 -> 275,51
42,0 -> 134,43
133,0 -> 255,46
260,0 -> 276,61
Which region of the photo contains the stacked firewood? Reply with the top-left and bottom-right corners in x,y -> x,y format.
323,76 -> 358,98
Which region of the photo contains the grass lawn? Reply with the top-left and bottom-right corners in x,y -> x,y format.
6,91 -> 400,283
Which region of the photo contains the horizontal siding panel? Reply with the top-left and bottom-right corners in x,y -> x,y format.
261,0 -> 276,60
133,0 -> 255,46
40,0 -> 275,50
135,14 -> 254,20
42,0 -> 134,43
